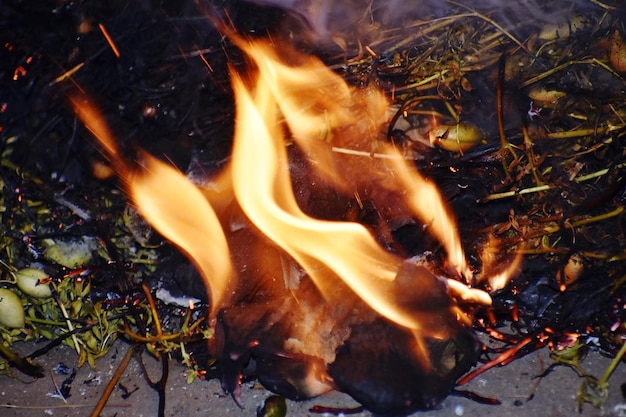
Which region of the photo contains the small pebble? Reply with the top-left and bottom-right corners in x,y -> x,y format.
454,404 -> 464,416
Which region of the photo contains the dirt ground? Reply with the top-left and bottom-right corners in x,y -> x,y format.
2,337 -> 626,417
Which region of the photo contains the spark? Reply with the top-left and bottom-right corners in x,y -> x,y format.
50,63 -> 85,86
98,23 -> 121,58
198,52 -> 213,73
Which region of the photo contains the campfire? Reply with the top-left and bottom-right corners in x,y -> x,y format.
1,0 -> 626,416
70,30 -> 497,414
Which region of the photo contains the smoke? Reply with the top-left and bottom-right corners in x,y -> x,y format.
243,0 -> 603,47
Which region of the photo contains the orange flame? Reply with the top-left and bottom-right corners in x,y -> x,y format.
231,72 -> 411,326
71,98 -> 233,310
479,234 -> 523,291
387,148 -> 471,279
71,36 -> 495,369
228,39 -> 491,336
233,39 -> 471,281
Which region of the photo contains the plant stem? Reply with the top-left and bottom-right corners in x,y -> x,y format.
599,340 -> 626,386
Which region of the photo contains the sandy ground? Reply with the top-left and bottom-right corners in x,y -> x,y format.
2,338 -> 626,417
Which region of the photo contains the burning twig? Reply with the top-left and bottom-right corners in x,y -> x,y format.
457,336 -> 537,386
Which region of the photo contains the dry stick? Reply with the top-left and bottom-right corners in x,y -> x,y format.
1,403 -> 131,410
525,206 -> 624,239
369,13 -> 471,52
123,313 -> 206,344
545,125 -> 623,139
526,354 -> 545,401
496,54 -> 513,177
136,350 -> 170,417
503,206 -> 624,253
521,122 -> 543,186
481,162 -> 626,202
588,0 -> 617,10
386,94 -> 449,141
49,283 -> 81,357
331,146 -> 412,160
28,322 -> 97,360
123,326 -> 183,343
445,0 -> 533,56
520,58 -> 622,88
49,368 -> 68,404
89,343 -> 140,417
393,70 -> 451,94
98,23 -> 121,58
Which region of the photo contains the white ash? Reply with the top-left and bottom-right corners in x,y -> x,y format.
155,287 -> 201,307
